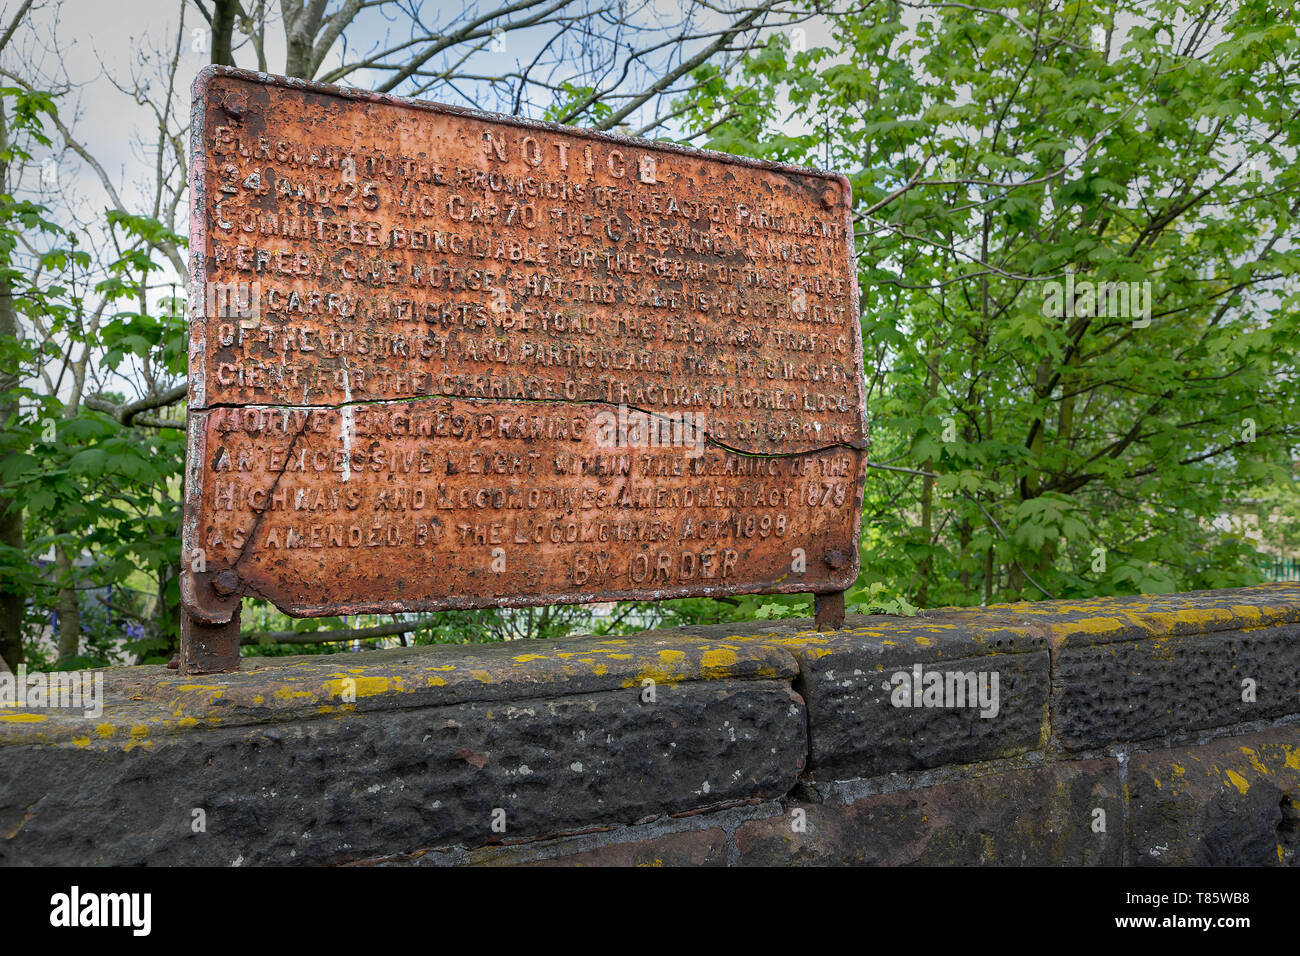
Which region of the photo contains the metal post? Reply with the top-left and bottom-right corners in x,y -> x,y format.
180,599 -> 242,674
814,590 -> 845,632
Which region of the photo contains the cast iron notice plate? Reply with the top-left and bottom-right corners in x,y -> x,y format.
182,66 -> 866,622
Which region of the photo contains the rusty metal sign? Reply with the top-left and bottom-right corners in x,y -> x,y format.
182,66 -> 866,644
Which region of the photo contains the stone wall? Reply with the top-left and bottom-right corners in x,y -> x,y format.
2,584 -> 1298,866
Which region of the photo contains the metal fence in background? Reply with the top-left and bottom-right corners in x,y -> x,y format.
1259,554 -> 1300,582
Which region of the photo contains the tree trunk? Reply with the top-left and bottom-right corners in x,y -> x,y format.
283,2 -> 322,79
0,414 -> 20,667
958,515 -> 972,594
153,563 -> 178,663
210,0 -> 239,66
915,360 -> 938,606
54,546 -> 80,662
0,98 -> 24,669
0,271 -> 22,669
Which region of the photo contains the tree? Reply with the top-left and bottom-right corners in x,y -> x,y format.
677,0 -> 1300,606
187,0 -> 795,130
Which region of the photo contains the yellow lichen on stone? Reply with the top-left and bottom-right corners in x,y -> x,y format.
1061,616 -> 1127,636
1241,747 -> 1269,775
322,675 -> 393,700
700,648 -> 740,671
1225,769 -> 1250,795
624,649 -> 693,687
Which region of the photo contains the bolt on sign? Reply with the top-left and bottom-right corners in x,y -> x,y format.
180,66 -> 867,673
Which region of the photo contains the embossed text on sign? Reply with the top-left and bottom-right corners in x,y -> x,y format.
183,66 -> 866,618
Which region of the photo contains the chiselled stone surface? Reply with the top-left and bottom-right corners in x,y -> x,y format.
1054,624 -> 1300,750
0,679 -> 804,866
734,760 -> 1123,866
753,617 -> 1049,779
1127,726 -> 1300,866
0,630 -> 798,745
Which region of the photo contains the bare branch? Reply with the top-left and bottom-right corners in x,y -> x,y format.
84,382 -> 187,426
241,618 -> 429,645
0,0 -> 34,58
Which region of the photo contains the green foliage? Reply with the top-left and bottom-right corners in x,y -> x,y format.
669,0 -> 1300,611
0,85 -> 189,666
753,599 -> 812,620
544,83 -> 613,125
848,582 -> 919,617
